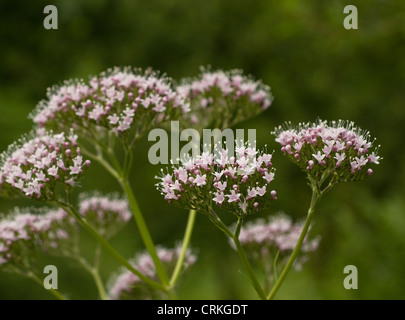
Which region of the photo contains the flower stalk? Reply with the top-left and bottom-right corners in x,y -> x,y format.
55,200 -> 165,292
266,185 -> 320,300
170,209 -> 197,287
119,178 -> 170,287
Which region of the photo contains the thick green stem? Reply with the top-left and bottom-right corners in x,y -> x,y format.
267,188 -> 320,300
84,141 -> 170,291
119,178 -> 170,286
170,209 -> 197,287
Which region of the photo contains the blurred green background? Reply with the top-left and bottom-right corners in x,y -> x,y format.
1,0 -> 404,299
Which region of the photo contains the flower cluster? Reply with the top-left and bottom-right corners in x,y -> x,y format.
78,193 -> 132,238
156,143 -> 277,216
31,67 -> 189,143
0,208 -> 77,272
108,246 -> 197,300
0,131 -> 90,200
0,193 -> 133,273
273,120 -> 381,184
233,213 -> 320,270
177,68 -> 273,130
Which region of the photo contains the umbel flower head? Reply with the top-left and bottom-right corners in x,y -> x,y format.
177,68 -> 273,130
78,192 -> 132,239
272,120 -> 381,188
31,66 -> 189,146
108,245 -> 197,300
156,142 -> 277,217
0,207 -> 77,272
0,130 -> 90,201
232,213 -> 320,271
0,193 -> 132,273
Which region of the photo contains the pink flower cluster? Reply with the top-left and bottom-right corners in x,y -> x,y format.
234,214 -> 320,270
273,120 -> 381,183
177,68 -> 273,129
0,193 -> 133,271
156,144 -> 277,216
31,67 -> 189,139
0,208 -> 77,269
108,246 -> 197,300
79,193 -> 132,238
0,131 -> 90,200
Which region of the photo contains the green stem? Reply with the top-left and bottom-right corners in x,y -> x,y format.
165,288 -> 178,300
106,148 -> 123,176
209,213 -> 234,239
56,201 -> 165,292
121,140 -> 134,178
209,212 -> 266,300
92,269 -> 107,300
76,257 -> 107,300
119,178 -> 170,287
81,147 -> 121,181
48,287 -> 68,300
169,209 -> 197,287
267,188 -> 320,300
273,250 -> 280,283
83,141 -> 170,291
27,272 -> 68,300
232,218 -> 266,300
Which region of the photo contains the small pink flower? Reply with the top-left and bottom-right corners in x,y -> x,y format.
256,186 -> 266,197
170,180 -> 182,191
334,153 -> 345,167
217,181 -> 227,191
238,201 -> 248,214
48,166 -> 58,177
312,151 -> 325,164
246,188 -> 257,200
69,164 -> 81,175
213,191 -> 225,205
226,190 -> 241,203
108,114 -> 119,125
368,152 -> 380,164
194,174 -> 207,187
263,171 -> 275,184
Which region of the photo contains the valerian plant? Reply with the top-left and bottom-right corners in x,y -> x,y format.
0,66 -> 380,300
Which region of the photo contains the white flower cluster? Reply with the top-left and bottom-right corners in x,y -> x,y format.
233,213 -> 320,270
0,131 -> 90,200
79,193 -> 132,238
177,68 -> 273,129
31,67 -> 189,141
273,120 -> 381,184
0,193 -> 132,272
0,208 -> 77,270
156,143 -> 277,216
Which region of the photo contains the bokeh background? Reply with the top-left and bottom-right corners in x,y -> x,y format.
1,0 -> 404,299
